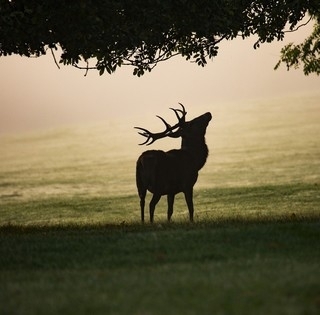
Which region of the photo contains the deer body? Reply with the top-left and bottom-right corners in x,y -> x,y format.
135,105 -> 211,223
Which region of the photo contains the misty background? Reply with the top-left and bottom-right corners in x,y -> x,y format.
0,20 -> 319,135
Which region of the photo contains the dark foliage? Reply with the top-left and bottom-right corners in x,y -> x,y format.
0,0 -> 319,75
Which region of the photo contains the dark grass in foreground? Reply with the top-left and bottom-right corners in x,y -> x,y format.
1,217 -> 320,315
1,183 -> 320,315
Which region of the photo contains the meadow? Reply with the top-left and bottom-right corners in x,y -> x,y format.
0,94 -> 319,314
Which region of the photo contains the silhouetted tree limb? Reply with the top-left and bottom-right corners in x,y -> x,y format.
0,0 -> 319,76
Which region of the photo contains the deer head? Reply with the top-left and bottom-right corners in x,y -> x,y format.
135,103 -> 187,145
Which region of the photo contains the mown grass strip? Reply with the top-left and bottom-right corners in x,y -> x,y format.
1,183 -> 319,226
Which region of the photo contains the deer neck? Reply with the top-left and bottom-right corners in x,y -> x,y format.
181,137 -> 208,170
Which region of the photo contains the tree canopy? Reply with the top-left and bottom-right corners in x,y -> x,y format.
1,0 -> 319,76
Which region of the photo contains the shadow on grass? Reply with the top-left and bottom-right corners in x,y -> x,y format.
0,210 -> 319,296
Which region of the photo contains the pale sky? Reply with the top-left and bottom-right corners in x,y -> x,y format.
0,20 -> 319,134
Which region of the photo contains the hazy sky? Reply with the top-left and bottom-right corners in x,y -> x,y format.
0,20 -> 319,134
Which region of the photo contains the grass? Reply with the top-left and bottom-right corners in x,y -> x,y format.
0,183 -> 319,225
0,94 -> 320,314
1,214 -> 319,315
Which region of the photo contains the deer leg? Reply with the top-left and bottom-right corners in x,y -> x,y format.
167,194 -> 175,221
184,188 -> 194,222
137,184 -> 147,222
149,194 -> 161,223
139,191 -> 146,222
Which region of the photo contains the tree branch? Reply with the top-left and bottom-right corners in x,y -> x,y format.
284,16 -> 312,33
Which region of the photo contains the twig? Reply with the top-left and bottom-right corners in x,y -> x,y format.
72,63 -> 97,71
50,48 -> 60,69
84,60 -> 89,76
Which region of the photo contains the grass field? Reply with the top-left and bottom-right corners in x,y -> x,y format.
0,94 -> 320,314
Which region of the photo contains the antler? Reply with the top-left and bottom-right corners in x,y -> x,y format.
135,103 -> 187,145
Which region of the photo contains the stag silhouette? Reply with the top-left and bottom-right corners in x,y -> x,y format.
135,104 -> 212,223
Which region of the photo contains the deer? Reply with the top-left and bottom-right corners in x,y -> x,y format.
135,103 -> 212,223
